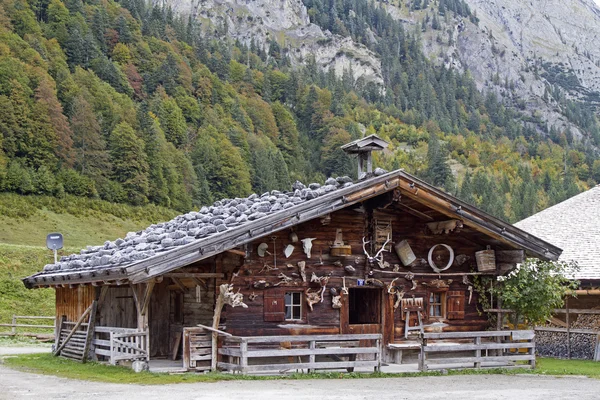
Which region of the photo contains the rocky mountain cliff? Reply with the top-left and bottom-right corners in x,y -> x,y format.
168,0 -> 383,86
393,0 -> 600,143
169,0 -> 600,145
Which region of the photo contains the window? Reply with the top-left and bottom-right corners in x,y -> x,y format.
428,291 -> 447,319
285,292 -> 302,320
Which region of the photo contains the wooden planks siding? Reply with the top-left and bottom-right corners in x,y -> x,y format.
56,286 -> 95,322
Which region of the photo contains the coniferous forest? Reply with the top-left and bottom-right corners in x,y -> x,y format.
0,0 -> 598,223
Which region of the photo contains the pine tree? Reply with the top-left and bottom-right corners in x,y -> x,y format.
70,93 -> 110,179
109,122 -> 149,205
426,131 -> 451,188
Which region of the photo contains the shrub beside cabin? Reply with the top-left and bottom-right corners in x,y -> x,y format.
23,136 -> 560,371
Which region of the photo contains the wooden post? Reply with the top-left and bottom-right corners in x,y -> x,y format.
211,290 -> 225,371
82,299 -> 98,363
308,340 -> 316,373
418,336 -> 427,371
11,315 -> 16,335
55,315 -> 65,350
375,337 -> 381,372
240,339 -> 248,375
110,331 -> 115,365
566,297 -> 571,359
182,329 -> 190,370
474,336 -> 481,368
530,334 -> 536,369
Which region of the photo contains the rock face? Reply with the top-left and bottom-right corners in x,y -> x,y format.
168,0 -> 383,86
394,0 -> 600,141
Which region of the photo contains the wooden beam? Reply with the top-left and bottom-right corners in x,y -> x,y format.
164,273 -> 224,279
553,308 -> 600,315
373,270 -> 496,277
130,283 -> 142,316
535,327 -> 597,335
82,299 -> 98,363
193,277 -> 207,289
140,281 -> 155,317
396,202 -> 434,221
171,277 -> 187,293
226,249 -> 246,257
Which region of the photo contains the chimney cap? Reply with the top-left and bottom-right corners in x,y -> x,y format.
340,134 -> 389,154
341,134 -> 389,180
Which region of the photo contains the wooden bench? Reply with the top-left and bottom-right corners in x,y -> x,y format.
386,342 -> 421,364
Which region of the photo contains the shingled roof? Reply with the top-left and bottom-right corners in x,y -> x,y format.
515,185 -> 600,281
24,169 -> 561,288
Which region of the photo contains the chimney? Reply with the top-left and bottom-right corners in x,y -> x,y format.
341,134 -> 389,180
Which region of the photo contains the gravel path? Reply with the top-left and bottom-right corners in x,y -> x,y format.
1,362 -> 599,400
0,346 -> 51,355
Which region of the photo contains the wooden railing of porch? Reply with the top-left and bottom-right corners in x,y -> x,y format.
419,330 -> 536,371
183,324 -> 382,374
93,326 -> 149,365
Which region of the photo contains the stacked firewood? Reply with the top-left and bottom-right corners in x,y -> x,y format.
536,314 -> 600,360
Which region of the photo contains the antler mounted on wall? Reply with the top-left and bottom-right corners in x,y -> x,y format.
362,233 -> 391,268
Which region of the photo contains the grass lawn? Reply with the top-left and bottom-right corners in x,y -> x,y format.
2,353 -> 599,384
0,193 -> 179,331
535,357 -> 600,378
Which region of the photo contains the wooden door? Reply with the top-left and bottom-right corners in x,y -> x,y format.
149,280 -> 170,357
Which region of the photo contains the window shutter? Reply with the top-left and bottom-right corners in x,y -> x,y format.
263,290 -> 285,322
446,291 -> 465,320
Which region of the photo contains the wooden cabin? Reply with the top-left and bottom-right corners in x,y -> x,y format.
24,165 -> 560,371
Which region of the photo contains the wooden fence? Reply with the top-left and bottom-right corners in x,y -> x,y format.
183,325 -> 381,374
0,315 -> 55,339
93,326 -> 149,365
419,330 -> 535,371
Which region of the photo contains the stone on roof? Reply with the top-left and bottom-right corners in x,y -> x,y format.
515,185 -> 600,280
38,175 -> 361,276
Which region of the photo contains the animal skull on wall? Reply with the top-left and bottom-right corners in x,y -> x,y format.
301,238 -> 316,258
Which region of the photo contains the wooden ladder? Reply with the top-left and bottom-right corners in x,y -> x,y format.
402,297 -> 424,339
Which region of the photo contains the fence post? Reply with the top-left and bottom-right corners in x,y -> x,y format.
110,331 -> 115,365
418,335 -> 427,372
474,336 -> 481,368
11,315 -> 16,335
240,339 -> 248,375
375,337 -> 381,372
308,340 -> 316,373
530,333 -> 536,369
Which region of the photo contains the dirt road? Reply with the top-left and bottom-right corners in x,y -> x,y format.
0,363 -> 599,400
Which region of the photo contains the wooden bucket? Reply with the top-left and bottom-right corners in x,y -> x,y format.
330,245 -> 352,256
395,240 -> 416,266
475,246 -> 496,272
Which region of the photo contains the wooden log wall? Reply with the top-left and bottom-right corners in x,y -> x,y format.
56,286 -> 95,322
223,195 -> 507,343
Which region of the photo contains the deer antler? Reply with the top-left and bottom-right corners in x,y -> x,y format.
363,234 -> 391,267
374,233 -> 391,261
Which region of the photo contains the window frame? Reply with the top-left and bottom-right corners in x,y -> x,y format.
284,291 -> 304,321
428,290 -> 447,321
